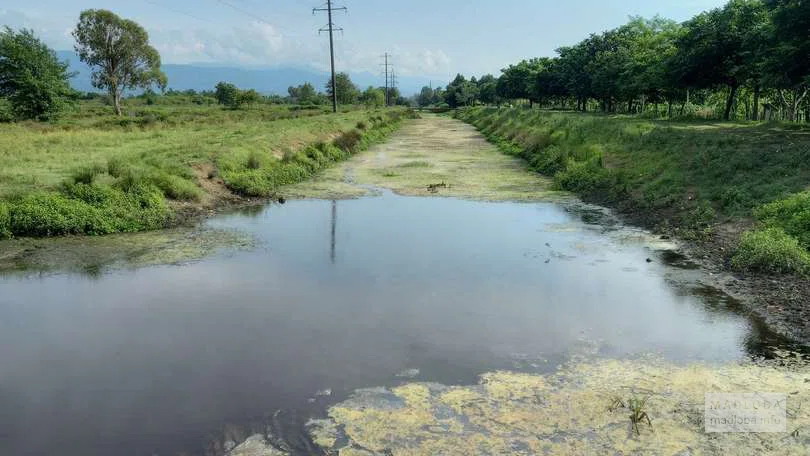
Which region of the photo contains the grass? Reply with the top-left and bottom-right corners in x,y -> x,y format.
456,107 -> 810,273
0,101 -> 415,238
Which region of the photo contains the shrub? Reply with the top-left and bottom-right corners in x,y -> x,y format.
8,183 -> 171,237
246,151 -> 263,170
0,202 -> 11,239
755,192 -> 810,249
9,192 -> 113,236
334,129 -> 363,152
356,121 -> 367,130
223,170 -> 272,197
149,172 -> 202,201
732,228 -> 810,275
70,164 -> 106,185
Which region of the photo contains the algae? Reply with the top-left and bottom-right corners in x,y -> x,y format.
310,356 -> 810,455
286,115 -> 569,202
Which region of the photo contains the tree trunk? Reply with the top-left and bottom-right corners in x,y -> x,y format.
723,84 -> 738,121
111,85 -> 122,116
667,100 -> 673,119
752,85 -> 760,121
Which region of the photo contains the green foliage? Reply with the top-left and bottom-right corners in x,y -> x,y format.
7,183 -> 170,237
0,27 -> 74,120
73,9 -> 167,115
70,164 -> 106,185
326,72 -> 359,105
732,228 -> 810,275
0,202 -> 10,239
215,82 -> 261,109
755,191 -> 810,249
222,110 -> 412,197
360,86 -> 385,108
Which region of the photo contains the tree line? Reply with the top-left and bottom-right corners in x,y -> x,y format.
422,0 -> 809,122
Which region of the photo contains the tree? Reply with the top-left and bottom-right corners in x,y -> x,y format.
0,28 -> 74,120
326,72 -> 359,105
215,82 -> 238,106
417,86 -> 435,107
73,9 -> 167,115
360,86 -> 385,107
478,74 -> 499,105
674,0 -> 770,120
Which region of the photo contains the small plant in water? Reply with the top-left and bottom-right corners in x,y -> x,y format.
628,395 -> 653,435
608,394 -> 653,436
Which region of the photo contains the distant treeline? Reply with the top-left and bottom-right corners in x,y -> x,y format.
423,0 -> 809,122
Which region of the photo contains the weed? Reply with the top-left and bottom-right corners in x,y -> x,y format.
0,201 -> 10,239
70,164 -> 106,185
398,161 -> 432,168
608,394 -> 653,436
246,151 -> 263,170
732,228 -> 810,275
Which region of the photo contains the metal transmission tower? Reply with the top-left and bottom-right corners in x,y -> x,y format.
313,0 -> 347,113
391,68 -> 398,105
380,53 -> 393,106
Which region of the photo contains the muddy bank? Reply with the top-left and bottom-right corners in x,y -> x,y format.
308,357 -> 810,455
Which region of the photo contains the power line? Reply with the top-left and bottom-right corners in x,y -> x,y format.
144,0 -> 218,24
217,0 -> 278,28
313,0 -> 347,113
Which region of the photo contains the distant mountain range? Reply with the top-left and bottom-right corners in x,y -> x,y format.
56,51 -> 437,97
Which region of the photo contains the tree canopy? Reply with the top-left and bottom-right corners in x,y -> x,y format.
448,0 -> 809,122
0,27 -> 74,120
73,9 -> 167,115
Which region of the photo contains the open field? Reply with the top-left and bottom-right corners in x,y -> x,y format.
0,102 -> 413,238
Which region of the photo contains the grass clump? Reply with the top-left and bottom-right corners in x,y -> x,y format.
755,191 -> 810,249
398,160 -> 432,168
731,228 -> 810,275
0,202 -> 11,239
70,164 -> 107,185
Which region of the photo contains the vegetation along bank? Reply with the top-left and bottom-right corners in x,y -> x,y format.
455,107 -> 810,340
0,104 -> 415,239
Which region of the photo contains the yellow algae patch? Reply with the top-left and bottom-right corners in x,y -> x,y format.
287,115 -> 569,202
310,357 -> 810,455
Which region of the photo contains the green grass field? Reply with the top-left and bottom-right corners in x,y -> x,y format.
0,101 -> 413,238
456,107 -> 810,274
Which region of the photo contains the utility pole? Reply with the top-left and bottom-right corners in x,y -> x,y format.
381,53 -> 392,107
314,0 -> 346,113
391,68 -> 398,105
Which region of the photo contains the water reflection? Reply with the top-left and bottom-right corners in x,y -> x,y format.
0,192 -> 803,456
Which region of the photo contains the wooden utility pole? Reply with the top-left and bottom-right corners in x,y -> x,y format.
314,0 -> 346,113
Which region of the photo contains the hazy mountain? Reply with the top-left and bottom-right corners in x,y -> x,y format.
56,51 -> 436,97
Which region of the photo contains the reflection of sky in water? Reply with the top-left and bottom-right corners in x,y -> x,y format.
0,193 -> 786,455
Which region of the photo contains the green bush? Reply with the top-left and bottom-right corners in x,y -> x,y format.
223,170 -> 272,197
0,97 -> 13,122
334,129 -> 363,152
0,202 -> 11,239
149,172 -> 203,201
7,183 -> 171,237
9,192 -> 113,236
755,192 -> 810,249
246,151 -> 263,170
732,228 -> 810,275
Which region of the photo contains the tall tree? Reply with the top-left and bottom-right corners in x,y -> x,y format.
674,0 -> 770,120
73,9 -> 167,115
0,27 -> 74,120
326,72 -> 359,105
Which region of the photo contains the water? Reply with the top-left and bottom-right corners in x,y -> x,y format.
0,191 -> 798,455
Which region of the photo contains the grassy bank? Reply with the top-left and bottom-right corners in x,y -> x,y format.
0,102 -> 414,238
456,107 -> 810,275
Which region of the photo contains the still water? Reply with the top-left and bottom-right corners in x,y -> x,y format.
0,191 -> 797,455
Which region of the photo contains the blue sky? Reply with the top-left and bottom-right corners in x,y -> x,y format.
2,0 -> 726,81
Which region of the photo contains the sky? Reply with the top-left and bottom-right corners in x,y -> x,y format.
2,0 -> 727,83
